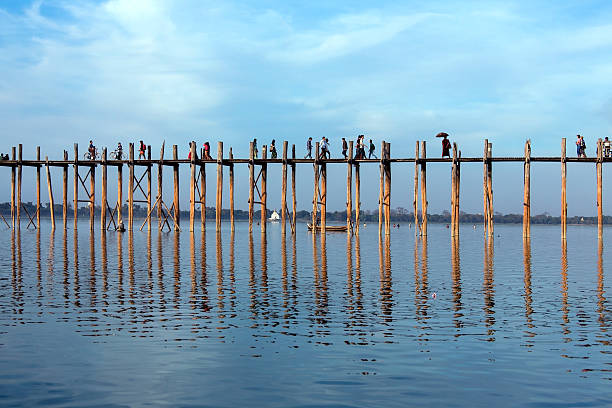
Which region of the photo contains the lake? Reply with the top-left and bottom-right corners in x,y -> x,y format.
0,221 -> 610,407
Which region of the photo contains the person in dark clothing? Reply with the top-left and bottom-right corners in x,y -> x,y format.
305,137 -> 313,159
270,139 -> 277,159
441,135 -> 451,158
368,139 -> 377,159
342,137 -> 348,159
139,141 -> 146,159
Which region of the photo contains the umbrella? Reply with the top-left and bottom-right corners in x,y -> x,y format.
435,132 -> 449,138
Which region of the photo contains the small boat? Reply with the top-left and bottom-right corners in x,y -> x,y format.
269,210 -> 280,222
307,223 -> 348,232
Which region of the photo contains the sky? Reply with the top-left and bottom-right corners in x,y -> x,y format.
1,0 -> 612,216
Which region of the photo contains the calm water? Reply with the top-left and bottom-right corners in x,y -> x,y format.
0,221 -> 610,407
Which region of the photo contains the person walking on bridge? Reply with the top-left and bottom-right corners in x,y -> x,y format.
342,137 -> 348,159
305,137 -> 313,159
368,139 -> 377,159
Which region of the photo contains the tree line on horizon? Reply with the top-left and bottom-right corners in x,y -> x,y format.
0,202 -> 608,225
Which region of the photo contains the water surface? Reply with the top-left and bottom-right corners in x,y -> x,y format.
0,221 -> 610,407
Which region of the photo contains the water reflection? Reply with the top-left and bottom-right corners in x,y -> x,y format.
596,238 -> 608,337
379,236 -> 393,324
451,236 -> 462,332
561,239 -> 570,340
483,236 -> 495,341
523,237 -> 535,344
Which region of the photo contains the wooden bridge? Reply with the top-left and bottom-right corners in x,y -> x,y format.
0,138 -> 606,239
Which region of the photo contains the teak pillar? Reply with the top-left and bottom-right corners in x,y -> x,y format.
190,141 -> 196,232
200,150 -> 206,230
73,143 -> 78,229
248,142 -> 254,232
451,143 -> 461,237
63,150 -> 68,229
414,141 -> 420,234
420,141 -> 428,236
378,141 -> 384,235
157,144 -> 164,229
36,146 -> 41,228
147,146 -> 152,231
347,141 -> 353,232
90,158 -> 95,231
10,147 -> 15,228
216,142 -> 223,232
45,156 -> 55,229
597,138 -> 603,238
172,145 -> 180,231
561,138 -> 567,239
291,144 -> 297,233
17,144 -> 22,228
523,140 -> 531,238
320,147 -> 327,232
312,143 -> 319,228
229,147 -> 235,232
355,156 -> 361,235
101,148 -> 107,231
128,143 -> 134,231
117,158 -> 123,226
384,142 -> 391,236
260,145 -> 267,233
281,141 -> 288,234
483,140 -> 494,236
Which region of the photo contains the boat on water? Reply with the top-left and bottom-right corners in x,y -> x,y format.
307,223 -> 348,232
269,210 -> 280,222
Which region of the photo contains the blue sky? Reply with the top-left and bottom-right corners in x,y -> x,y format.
1,0 -> 612,215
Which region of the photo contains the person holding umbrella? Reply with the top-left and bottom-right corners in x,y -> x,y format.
437,132 -> 451,158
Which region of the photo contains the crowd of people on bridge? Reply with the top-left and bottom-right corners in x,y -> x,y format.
72,132 -> 612,163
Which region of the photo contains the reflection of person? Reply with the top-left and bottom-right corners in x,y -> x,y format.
441,136 -> 451,158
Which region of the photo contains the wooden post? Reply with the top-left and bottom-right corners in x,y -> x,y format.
147,146 -> 152,231
597,138 -> 603,238
355,160 -> 360,235
173,144 -> 180,231
291,144 -> 297,233
229,147 -> 235,232
487,142 -> 494,236
10,147 -> 15,228
190,142 -> 196,232
200,153 -> 206,230
117,158 -> 123,227
90,155 -> 95,230
17,144 -> 22,228
157,143 -> 164,229
260,145 -> 267,232
101,148 -> 107,230
216,141 -> 223,232
561,138 -> 567,239
321,148 -> 326,232
483,139 -> 489,234
45,156 -> 55,230
128,143 -> 134,231
451,143 -> 456,235
313,142 -> 319,228
73,143 -> 78,229
248,142 -> 254,232
63,150 -> 68,229
456,145 -> 461,237
523,140 -> 531,238
414,141 -> 420,234
347,141 -> 353,232
378,141 -> 384,235
281,141 -> 288,234
384,142 -> 391,236
36,146 -> 41,228
420,141 -> 427,236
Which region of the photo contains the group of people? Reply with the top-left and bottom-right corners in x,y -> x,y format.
302,135 -> 378,160
187,141 -> 213,160
577,134 -> 612,158
85,140 -> 149,160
